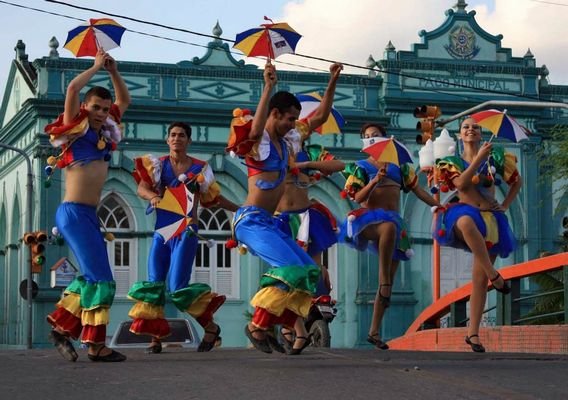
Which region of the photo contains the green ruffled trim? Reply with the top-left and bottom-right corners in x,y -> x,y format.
170,283 -> 212,311
128,281 -> 167,306
260,265 -> 321,294
490,146 -> 505,176
342,162 -> 368,183
436,155 -> 465,171
305,144 -> 325,162
64,276 -> 115,309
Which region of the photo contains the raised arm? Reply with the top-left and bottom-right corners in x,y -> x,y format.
452,142 -> 492,191
63,50 -> 106,124
306,63 -> 343,132
104,53 -> 131,116
295,159 -> 345,175
249,63 -> 277,141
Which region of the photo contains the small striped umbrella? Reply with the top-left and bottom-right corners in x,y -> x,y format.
470,109 -> 530,142
296,92 -> 345,135
64,18 -> 126,57
362,136 -> 414,166
154,185 -> 194,243
234,17 -> 301,61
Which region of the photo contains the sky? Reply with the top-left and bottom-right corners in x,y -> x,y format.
0,0 -> 567,95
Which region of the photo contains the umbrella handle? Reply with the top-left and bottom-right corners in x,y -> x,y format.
145,204 -> 154,215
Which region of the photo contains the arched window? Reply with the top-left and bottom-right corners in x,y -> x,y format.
192,207 -> 239,299
98,194 -> 137,298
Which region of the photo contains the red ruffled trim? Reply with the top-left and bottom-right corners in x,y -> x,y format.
129,318 -> 171,339
81,325 -> 106,345
44,104 -> 122,137
195,295 -> 226,328
46,307 -> 82,340
252,307 -> 297,330
226,119 -> 256,156
311,201 -> 338,230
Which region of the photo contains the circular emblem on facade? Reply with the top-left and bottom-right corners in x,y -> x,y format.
445,25 -> 480,60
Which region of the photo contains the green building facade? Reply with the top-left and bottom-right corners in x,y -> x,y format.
1,2 -> 566,348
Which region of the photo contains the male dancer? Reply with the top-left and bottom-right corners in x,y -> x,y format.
45,50 -> 130,362
228,62 -> 342,354
128,121 -> 237,353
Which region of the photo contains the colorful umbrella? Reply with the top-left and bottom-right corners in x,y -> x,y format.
64,18 -> 126,57
296,92 -> 345,135
470,109 -> 530,142
362,136 -> 414,166
154,185 -> 194,243
233,17 -> 302,60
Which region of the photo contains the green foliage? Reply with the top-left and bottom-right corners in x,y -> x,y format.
524,271 -> 565,325
540,125 -> 568,183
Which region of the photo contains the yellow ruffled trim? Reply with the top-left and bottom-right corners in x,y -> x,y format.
503,153 -> 519,184
250,286 -> 312,318
127,301 -> 165,320
295,120 -> 311,141
200,181 -> 221,207
57,293 -> 82,318
81,307 -> 110,326
481,211 -> 499,244
186,292 -> 214,318
404,167 -> 418,189
345,175 -> 365,192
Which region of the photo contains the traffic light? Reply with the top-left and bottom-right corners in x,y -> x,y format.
23,231 -> 47,273
414,105 -> 441,144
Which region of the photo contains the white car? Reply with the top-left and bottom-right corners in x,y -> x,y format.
109,318 -> 201,350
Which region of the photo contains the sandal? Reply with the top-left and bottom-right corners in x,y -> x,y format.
244,325 -> 272,354
146,339 -> 162,354
288,334 -> 312,355
88,346 -> 127,362
465,334 -> 486,353
197,324 -> 221,352
48,330 -> 78,362
490,272 -> 511,295
266,329 -> 286,354
280,328 -> 294,352
367,334 -> 389,350
379,284 -> 392,309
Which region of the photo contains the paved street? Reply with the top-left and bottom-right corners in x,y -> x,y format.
1,347 -> 566,400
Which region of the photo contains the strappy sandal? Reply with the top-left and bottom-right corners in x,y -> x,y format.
288,334 -> 312,355
379,284 -> 392,308
48,330 -> 79,362
244,325 -> 272,354
367,333 -> 389,350
87,346 -> 127,362
280,328 -> 294,352
490,272 -> 511,294
146,339 -> 162,354
465,334 -> 486,353
198,324 -> 222,352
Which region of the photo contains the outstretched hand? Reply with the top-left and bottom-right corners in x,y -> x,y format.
329,63 -> 343,81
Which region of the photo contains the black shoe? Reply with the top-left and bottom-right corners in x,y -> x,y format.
288,335 -> 312,355
280,328 -> 294,352
146,340 -> 162,354
88,347 -> 127,362
244,325 -> 272,354
198,324 -> 221,352
490,272 -> 511,294
379,284 -> 392,308
367,334 -> 389,350
48,330 -> 78,362
465,334 -> 486,353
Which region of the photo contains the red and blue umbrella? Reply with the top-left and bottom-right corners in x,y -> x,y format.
234,17 -> 302,60
470,109 -> 530,143
362,136 -> 414,166
296,92 -> 345,135
64,18 -> 126,57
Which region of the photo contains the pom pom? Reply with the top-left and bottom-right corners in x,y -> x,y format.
490,166 -> 497,175
296,240 -> 306,248
340,190 -> 348,199
97,139 -> 106,150
401,230 -> 407,238
206,239 -> 215,249
242,109 -> 251,116
405,249 -> 415,258
104,232 -> 115,241
430,205 -> 440,213
47,156 -> 57,166
44,166 -> 53,176
110,142 -> 117,151
471,175 -> 480,185
494,178 -> 502,186
51,226 -> 59,236
440,184 -> 449,193
43,180 -> 52,188
238,245 -> 248,255
178,173 -> 187,182
196,174 -> 205,183
56,160 -> 66,169
430,186 -> 439,194
485,241 -> 494,250
229,151 -> 236,158
437,229 -> 446,237
313,172 -> 321,181
225,239 -> 238,249
232,108 -> 243,118
347,214 -> 356,222
290,167 -> 300,176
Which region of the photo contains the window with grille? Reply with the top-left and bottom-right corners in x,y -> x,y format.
98,195 -> 137,298
192,207 -> 239,299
